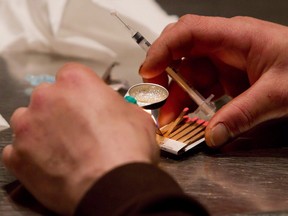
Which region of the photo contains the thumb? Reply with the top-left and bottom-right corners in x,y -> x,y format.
205,78 -> 288,148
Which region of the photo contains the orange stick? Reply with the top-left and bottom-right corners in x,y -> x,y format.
169,117 -> 198,139
164,107 -> 189,137
177,120 -> 207,142
184,130 -> 206,144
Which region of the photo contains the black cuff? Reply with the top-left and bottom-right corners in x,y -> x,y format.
75,163 -> 208,216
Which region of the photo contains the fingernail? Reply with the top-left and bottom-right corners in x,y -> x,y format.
210,123 -> 231,147
138,63 -> 143,72
138,64 -> 144,76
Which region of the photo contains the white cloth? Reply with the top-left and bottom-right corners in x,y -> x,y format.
0,0 -> 177,122
0,0 -> 177,82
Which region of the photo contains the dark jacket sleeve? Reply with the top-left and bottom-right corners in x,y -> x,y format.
74,163 -> 209,216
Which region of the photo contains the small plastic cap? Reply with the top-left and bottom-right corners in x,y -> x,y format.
124,95 -> 138,104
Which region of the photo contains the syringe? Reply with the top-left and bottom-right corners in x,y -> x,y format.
111,12 -> 216,120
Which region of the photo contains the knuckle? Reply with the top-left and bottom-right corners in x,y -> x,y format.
58,63 -> 81,79
30,84 -> 50,110
178,14 -> 203,27
267,87 -> 288,113
10,107 -> 29,135
161,23 -> 176,34
231,16 -> 256,23
227,101 -> 256,134
56,62 -> 95,86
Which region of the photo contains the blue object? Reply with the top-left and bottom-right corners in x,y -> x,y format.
124,95 -> 137,105
25,74 -> 55,86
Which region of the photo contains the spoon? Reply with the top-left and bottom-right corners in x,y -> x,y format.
125,83 -> 169,110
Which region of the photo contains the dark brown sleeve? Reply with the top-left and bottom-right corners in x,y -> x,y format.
75,163 -> 209,216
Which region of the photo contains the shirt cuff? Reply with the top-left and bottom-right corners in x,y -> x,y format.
75,163 -> 208,216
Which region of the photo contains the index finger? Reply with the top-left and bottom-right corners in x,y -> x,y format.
139,15 -> 271,80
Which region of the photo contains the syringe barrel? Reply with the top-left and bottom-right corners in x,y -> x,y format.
132,32 -> 151,52
165,67 -> 216,118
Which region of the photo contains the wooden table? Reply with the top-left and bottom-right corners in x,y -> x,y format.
1,53 -> 288,216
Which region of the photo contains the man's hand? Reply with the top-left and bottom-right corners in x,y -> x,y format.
2,63 -> 159,215
140,15 -> 288,148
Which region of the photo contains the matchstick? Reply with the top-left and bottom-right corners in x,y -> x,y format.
178,120 -> 207,142
164,107 -> 189,137
185,130 -> 206,144
169,117 -> 198,139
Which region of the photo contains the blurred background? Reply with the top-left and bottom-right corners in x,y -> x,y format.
1,0 -> 288,90
156,0 -> 288,25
